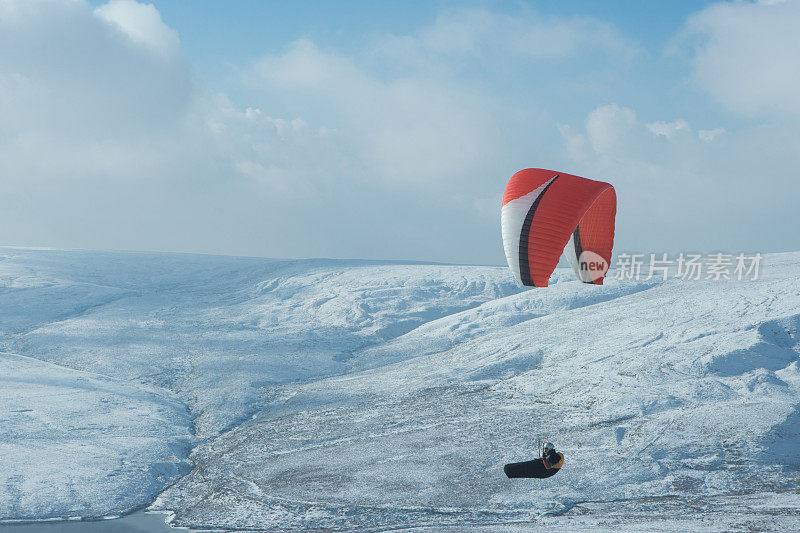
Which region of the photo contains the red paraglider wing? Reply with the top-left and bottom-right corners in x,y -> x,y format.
501,168 -> 616,287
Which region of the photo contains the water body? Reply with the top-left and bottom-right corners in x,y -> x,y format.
0,512 -> 176,532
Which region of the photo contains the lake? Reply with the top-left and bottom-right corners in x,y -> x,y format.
0,512 -> 177,532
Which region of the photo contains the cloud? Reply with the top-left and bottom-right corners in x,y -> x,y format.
585,104 -> 638,154
247,8 -> 639,193
0,1 -> 509,262
93,0 -> 180,58
647,119 -> 690,139
203,96 -> 349,195
374,8 -> 638,70
558,103 -> 799,253
6,0 -> 792,262
697,128 -> 725,142
680,0 -> 800,118
252,39 -> 503,187
430,9 -> 635,60
0,0 -> 193,183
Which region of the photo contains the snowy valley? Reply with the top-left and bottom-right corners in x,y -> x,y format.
1,247 -> 799,531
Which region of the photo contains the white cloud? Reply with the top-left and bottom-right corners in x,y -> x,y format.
0,0 -> 193,173
0,1 -> 510,262
93,0 -> 180,58
698,128 -> 725,142
252,39 -> 504,186
202,97 -> 348,195
681,0 -> 800,118
375,8 -> 637,68
647,119 -> 690,139
427,9 -> 634,60
556,124 -> 590,162
248,8 -> 638,190
5,1 -> 791,261
585,104 -> 638,154
559,102 -> 799,253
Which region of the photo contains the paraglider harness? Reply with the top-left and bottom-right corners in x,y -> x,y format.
543,447 -> 564,470
503,443 -> 564,479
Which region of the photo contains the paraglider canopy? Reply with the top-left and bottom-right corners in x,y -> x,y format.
501,168 -> 616,287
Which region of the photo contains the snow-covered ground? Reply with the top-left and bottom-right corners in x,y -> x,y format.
1,247 -> 799,530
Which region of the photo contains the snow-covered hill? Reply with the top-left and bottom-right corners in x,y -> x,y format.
1,248 -> 799,530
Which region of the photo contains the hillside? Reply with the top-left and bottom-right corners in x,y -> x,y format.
1,248 -> 798,530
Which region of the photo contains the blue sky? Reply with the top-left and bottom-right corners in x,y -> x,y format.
2,1 -> 799,264
123,1 -> 725,121
143,1 -> 722,125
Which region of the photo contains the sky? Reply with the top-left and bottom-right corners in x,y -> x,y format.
1,0 -> 799,264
